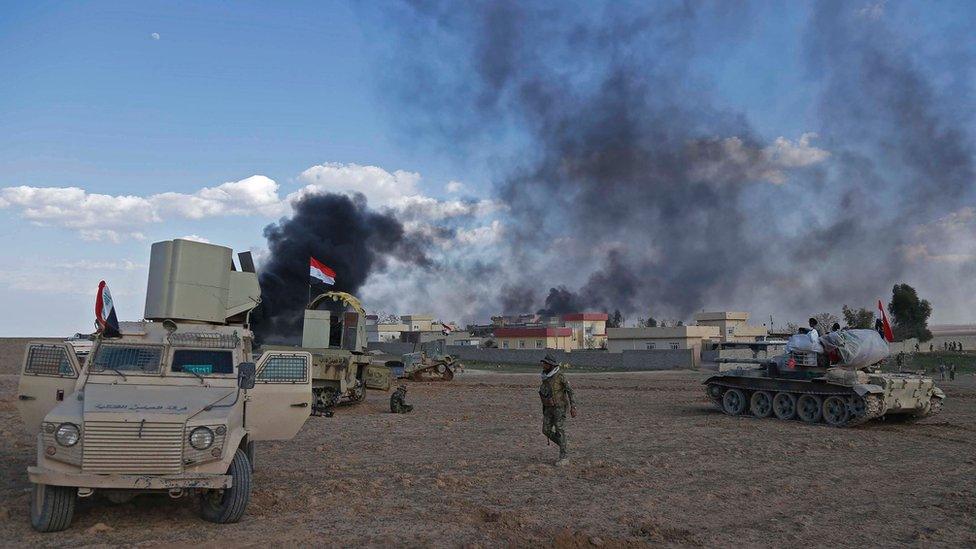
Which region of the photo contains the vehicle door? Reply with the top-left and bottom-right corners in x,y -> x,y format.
16,342 -> 81,434
246,350 -> 313,440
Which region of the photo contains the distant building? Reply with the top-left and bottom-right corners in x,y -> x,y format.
367,322 -> 408,343
401,314 -> 435,332
562,313 -> 608,349
693,311 -> 768,342
494,327 -> 576,351
606,325 -> 720,367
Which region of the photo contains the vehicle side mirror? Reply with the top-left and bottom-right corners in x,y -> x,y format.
237,362 -> 256,390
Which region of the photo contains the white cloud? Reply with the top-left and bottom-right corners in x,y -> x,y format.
180,234 -> 211,244
151,32 -> 160,40
0,175 -> 284,242
445,180 -> 465,193
857,1 -> 886,20
690,133 -> 830,185
904,207 -> 976,263
295,163 -> 421,208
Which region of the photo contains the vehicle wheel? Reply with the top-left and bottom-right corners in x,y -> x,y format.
797,394 -> 823,423
750,391 -> 773,418
822,396 -> 850,427
722,388 -> 747,416
30,483 -> 76,532
200,449 -> 251,524
772,392 -> 797,420
246,440 -> 256,472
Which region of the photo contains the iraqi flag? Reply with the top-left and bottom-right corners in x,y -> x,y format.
877,299 -> 894,342
441,322 -> 453,336
309,257 -> 336,286
95,280 -> 121,338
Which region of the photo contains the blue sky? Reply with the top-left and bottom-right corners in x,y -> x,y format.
2,1 -> 974,335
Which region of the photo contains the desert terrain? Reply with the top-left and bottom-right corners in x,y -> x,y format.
0,339 -> 974,547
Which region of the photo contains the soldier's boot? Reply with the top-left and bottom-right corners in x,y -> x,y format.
554,451 -> 569,467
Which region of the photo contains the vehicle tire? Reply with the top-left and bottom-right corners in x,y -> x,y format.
772,392 -> 797,420
797,394 -> 823,424
245,440 -> 256,472
30,483 -> 76,533
822,396 -> 850,427
199,449 -> 251,524
722,388 -> 747,416
750,391 -> 773,418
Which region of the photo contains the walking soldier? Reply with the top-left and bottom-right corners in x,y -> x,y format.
539,355 -> 577,466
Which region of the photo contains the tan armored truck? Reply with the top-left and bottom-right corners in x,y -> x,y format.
263,291 -> 391,416
16,239 -> 313,532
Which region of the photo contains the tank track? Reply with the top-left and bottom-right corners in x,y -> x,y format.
705,384 -> 885,427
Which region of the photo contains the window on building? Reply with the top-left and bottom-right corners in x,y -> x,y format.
536,340 -> 544,348
519,339 -> 526,348
670,342 -> 680,350
645,342 -> 656,350
726,327 -> 734,335
502,341 -> 509,349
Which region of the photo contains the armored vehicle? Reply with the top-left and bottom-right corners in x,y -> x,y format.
17,239 -> 314,532
262,291 -> 390,416
386,339 -> 462,382
704,329 -> 945,427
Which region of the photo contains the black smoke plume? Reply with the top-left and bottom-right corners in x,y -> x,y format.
253,192 -> 429,344
380,1 -> 976,323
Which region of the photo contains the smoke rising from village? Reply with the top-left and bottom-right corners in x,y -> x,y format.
253,192 -> 431,343
366,0 -> 976,324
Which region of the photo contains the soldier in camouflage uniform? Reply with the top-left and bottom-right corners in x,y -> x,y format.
539,355 -> 577,466
390,385 -> 413,413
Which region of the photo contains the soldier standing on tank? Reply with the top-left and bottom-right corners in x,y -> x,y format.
539,355 -> 577,467
390,385 -> 413,413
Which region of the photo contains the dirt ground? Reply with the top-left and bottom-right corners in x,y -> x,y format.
1,340 -> 975,547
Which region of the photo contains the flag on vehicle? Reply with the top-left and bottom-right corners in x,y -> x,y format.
309,257 -> 336,285
441,322 -> 453,336
95,280 -> 121,337
877,299 -> 894,342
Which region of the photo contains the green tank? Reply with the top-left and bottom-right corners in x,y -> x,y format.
704,329 -> 945,427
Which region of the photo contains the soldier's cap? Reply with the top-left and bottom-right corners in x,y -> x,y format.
540,355 -> 559,367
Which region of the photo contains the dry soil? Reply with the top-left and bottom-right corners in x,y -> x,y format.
1,339 -> 974,547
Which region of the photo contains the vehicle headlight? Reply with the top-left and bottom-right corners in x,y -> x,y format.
189,426 -> 214,450
55,423 -> 80,447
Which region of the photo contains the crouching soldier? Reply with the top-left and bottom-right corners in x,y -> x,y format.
539,355 -> 577,466
390,385 -> 413,413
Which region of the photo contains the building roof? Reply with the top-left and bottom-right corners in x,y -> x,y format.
693,311 -> 750,322
401,314 -> 434,321
494,327 -> 573,338
562,312 -> 609,321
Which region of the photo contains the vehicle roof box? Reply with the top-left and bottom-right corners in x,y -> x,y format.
144,239 -> 260,323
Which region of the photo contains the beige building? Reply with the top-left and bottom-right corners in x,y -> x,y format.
494,327 -> 576,351
607,325 -> 720,367
400,314 -> 435,332
693,311 -> 768,342
562,313 -> 608,349
367,322 -> 407,343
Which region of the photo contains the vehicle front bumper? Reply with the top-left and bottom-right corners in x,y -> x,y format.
28,466 -> 232,490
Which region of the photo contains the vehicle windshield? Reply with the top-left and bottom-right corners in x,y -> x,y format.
90,344 -> 163,373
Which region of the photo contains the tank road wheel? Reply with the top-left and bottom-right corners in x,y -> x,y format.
772,392 -> 797,420
722,388 -> 748,416
797,394 -> 823,424
822,396 -> 851,427
706,384 -> 724,411
30,483 -> 76,532
928,396 -> 944,417
200,449 -> 252,524
750,391 -> 773,418
847,395 -> 883,426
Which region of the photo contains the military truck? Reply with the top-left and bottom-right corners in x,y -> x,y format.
16,239 -> 314,532
262,291 -> 390,416
704,328 -> 945,427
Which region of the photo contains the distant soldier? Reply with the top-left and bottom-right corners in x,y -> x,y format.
939,362 -> 946,381
950,364 -> 956,381
390,385 -> 413,413
539,355 -> 577,466
930,344 -> 934,352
